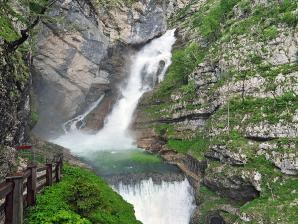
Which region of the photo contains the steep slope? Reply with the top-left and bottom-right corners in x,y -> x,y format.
134,0 -> 298,223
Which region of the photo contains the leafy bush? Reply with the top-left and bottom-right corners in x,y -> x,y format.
67,179 -> 102,216
46,211 -> 91,224
25,165 -> 141,224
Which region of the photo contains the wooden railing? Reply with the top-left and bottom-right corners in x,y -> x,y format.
0,154 -> 63,224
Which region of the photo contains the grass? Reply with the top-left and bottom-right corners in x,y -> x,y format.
192,0 -> 238,41
25,165 -> 141,224
166,136 -> 210,160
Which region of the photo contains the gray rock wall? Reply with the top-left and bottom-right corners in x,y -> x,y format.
32,0 -> 191,138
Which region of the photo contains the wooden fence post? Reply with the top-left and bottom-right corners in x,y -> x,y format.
46,163 -> 53,186
5,175 -> 23,224
27,165 -> 37,206
55,160 -> 61,183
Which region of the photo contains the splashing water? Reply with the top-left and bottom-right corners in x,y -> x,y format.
115,179 -> 196,224
52,29 -> 177,154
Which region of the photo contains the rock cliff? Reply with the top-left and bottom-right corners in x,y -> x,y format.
0,38 -> 31,180
134,0 -> 298,223
32,0 -> 191,138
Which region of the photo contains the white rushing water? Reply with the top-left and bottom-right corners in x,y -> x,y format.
115,179 -> 195,224
62,94 -> 105,133
53,29 -> 177,154
52,30 -> 196,224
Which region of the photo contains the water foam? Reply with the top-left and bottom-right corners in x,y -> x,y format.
115,178 -> 195,224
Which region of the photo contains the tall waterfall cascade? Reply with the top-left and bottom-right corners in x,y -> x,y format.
53,29 -> 177,154
52,30 -> 196,224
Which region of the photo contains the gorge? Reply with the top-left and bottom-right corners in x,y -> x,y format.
52,29 -> 196,224
1,0 -> 298,224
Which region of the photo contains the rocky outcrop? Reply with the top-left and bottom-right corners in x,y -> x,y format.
205,145 -> 248,165
0,40 -> 32,179
258,142 -> 298,175
32,0 -> 110,138
245,122 -> 298,139
0,41 -> 31,146
203,165 -> 261,202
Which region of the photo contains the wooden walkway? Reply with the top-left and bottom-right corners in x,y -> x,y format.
0,154 -> 63,224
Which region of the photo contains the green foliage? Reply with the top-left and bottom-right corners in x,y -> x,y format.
67,179 -> 102,216
179,81 -> 197,100
0,0 -> 59,47
192,0 -> 238,41
211,92 -> 298,132
45,211 -> 91,224
30,111 -> 39,127
262,25 -> 278,40
248,53 -> 262,65
154,42 -> 205,99
0,9 -> 19,41
167,137 -> 210,159
154,123 -> 176,137
25,165 -> 141,224
221,0 -> 297,42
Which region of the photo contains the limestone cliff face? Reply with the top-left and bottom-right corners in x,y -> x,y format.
134,0 -> 298,223
0,40 -> 31,180
32,0 -> 191,138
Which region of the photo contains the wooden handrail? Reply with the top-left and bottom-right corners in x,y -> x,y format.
37,173 -> 47,182
0,154 -> 63,224
0,182 -> 13,199
37,166 -> 47,172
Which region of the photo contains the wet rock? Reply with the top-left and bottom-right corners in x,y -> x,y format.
105,171 -> 185,186
205,211 -> 225,224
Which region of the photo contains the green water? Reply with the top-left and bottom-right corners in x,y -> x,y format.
80,148 -> 181,178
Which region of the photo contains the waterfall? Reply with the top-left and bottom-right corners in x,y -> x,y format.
114,179 -> 195,224
52,30 -> 196,224
53,29 -> 177,154
63,94 -> 105,133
